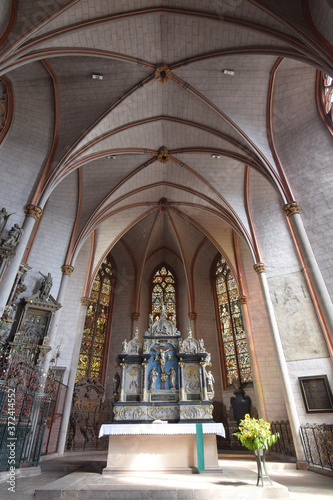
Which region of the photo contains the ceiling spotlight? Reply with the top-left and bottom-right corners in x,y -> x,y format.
211,154 -> 221,159
92,73 -> 103,80
222,69 -> 234,76
107,155 -> 116,159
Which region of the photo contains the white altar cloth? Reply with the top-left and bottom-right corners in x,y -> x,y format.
99,422 -> 225,438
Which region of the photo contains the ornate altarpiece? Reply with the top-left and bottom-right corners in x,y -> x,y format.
113,307 -> 215,423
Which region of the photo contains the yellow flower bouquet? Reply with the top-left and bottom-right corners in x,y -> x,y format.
233,414 -> 279,451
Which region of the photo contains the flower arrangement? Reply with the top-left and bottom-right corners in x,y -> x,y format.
233,414 -> 279,451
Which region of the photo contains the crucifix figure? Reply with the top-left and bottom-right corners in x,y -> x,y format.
151,344 -> 173,389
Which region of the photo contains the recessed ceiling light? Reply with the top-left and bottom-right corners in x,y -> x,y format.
107,155 -> 116,159
222,69 -> 234,76
211,154 -> 221,159
92,73 -> 103,80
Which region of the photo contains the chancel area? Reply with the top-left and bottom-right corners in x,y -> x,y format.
0,0 -> 332,492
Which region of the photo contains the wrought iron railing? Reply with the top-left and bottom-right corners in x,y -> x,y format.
271,420 -> 296,458
300,423 -> 333,471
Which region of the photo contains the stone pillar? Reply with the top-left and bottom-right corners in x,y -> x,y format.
119,362 -> 126,402
57,296 -> 89,455
131,312 -> 140,338
188,312 -> 197,338
141,362 -> 148,402
178,361 -> 185,401
238,295 -> 267,421
284,202 -> 333,348
254,262 -> 306,466
0,205 -> 42,316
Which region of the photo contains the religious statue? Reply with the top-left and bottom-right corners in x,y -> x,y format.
148,314 -> 153,328
159,349 -> 166,372
198,339 -> 206,352
0,207 -> 12,235
206,370 -> 215,393
113,373 -> 120,395
121,339 -> 128,353
39,271 -> 53,301
169,367 -> 176,389
149,367 -> 158,390
2,223 -> 23,248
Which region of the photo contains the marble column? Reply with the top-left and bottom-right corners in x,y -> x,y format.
57,296 -> 89,455
284,202 -> 333,348
200,362 -> 208,401
131,312 -> 140,338
188,312 -> 197,338
119,363 -> 126,402
254,262 -> 306,466
238,295 -> 267,421
0,205 -> 42,316
141,362 -> 148,402
178,361 -> 185,401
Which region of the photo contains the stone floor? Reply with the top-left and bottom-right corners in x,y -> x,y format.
0,452 -> 332,500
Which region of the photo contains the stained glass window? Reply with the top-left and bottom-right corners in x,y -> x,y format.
75,257 -> 113,383
152,266 -> 176,321
215,256 -> 252,386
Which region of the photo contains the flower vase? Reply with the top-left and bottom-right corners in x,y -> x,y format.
254,448 -> 273,487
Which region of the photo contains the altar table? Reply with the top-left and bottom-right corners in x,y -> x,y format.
99,422 -> 225,474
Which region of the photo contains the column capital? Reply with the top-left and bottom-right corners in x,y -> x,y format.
188,312 -> 197,320
81,297 -> 90,306
61,265 -> 74,276
131,312 -> 140,321
283,202 -> 300,217
254,262 -> 266,274
238,295 -> 248,304
25,204 -> 43,220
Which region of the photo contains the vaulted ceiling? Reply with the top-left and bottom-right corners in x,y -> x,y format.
0,0 -> 332,287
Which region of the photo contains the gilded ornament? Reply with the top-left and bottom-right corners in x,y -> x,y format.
283,202 -> 300,217
188,312 -> 197,320
238,296 -> 247,304
157,146 -> 170,164
154,64 -> 171,83
131,312 -> 140,321
61,265 -> 74,276
25,204 -> 43,220
81,297 -> 90,306
253,263 -> 265,274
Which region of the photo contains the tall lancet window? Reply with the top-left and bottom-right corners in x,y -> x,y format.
75,257 -> 114,383
152,266 -> 176,322
215,256 -> 252,386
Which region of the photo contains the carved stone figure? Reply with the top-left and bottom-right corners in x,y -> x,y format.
2,223 -> 23,248
149,367 -> 158,390
169,367 -> 176,389
39,272 -> 53,300
198,339 -> 206,352
121,339 -> 128,353
206,370 -> 215,393
0,208 -> 10,235
113,373 -> 120,395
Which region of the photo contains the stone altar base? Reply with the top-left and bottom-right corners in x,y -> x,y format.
34,462 -> 290,500
103,434 -> 221,474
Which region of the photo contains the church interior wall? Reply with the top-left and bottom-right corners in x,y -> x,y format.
272,59 -> 333,299
193,240 -> 225,411
248,170 -> 300,278
238,237 -> 288,421
0,3 -> 11,36
1,64 -> 54,214
23,172 -> 79,299
55,236 -> 91,386
103,242 -> 134,398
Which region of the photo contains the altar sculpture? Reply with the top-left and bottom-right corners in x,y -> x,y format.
113,306 -> 215,422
